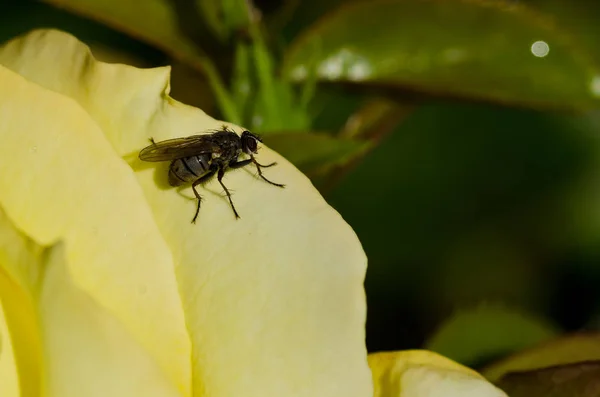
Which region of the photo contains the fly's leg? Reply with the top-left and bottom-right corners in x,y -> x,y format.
217,166 -> 240,219
228,159 -> 252,169
251,156 -> 285,188
149,137 -> 156,145
190,184 -> 203,224
254,160 -> 277,168
229,158 -> 285,188
190,169 -> 217,224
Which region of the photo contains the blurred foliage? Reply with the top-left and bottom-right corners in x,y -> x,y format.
282,0 -> 599,109
483,332 -> 600,382
496,360 -> 600,397
425,303 -> 560,368
4,0 -> 600,394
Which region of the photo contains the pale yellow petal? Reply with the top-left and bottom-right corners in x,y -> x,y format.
0,209 -> 43,397
0,64 -> 190,394
0,29 -> 372,397
39,242 -> 182,397
0,286 -> 20,397
0,208 -> 182,397
369,350 -> 507,397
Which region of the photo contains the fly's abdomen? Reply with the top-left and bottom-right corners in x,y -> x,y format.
168,155 -> 211,186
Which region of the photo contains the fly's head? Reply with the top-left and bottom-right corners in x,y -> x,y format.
241,130 -> 262,155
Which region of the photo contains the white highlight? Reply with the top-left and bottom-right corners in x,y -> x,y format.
590,76 -> 600,98
531,41 -> 549,57
318,49 -> 373,81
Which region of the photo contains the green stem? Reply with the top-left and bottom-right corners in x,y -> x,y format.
247,11 -> 279,127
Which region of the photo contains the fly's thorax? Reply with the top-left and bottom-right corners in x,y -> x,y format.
219,139 -> 242,159
168,155 -> 212,186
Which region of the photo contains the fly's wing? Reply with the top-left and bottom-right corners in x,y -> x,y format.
138,135 -> 217,162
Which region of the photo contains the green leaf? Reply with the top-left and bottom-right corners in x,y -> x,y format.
425,303 -> 559,368
43,0 -> 206,61
496,361 -> 600,397
44,0 -> 247,46
282,0 -> 600,110
483,333 -> 600,383
265,132 -> 370,176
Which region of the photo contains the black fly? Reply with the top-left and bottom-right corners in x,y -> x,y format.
139,126 -> 284,223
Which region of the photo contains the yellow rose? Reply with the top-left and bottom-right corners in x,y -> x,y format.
0,29 -> 507,397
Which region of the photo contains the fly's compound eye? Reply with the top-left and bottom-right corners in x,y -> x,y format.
246,137 -> 258,153
241,130 -> 260,154
242,136 -> 258,154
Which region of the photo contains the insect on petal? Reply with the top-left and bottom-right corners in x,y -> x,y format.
0,29 -> 371,397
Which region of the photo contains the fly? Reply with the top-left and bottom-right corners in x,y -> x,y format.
139,126 -> 284,223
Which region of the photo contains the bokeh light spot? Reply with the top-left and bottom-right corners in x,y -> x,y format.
531,41 -> 549,57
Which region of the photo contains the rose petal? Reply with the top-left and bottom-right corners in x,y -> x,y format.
0,280 -> 20,397
0,207 -> 42,397
0,64 -> 190,394
39,244 -> 183,397
0,208 -> 182,396
0,29 -> 371,397
369,350 -> 508,397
